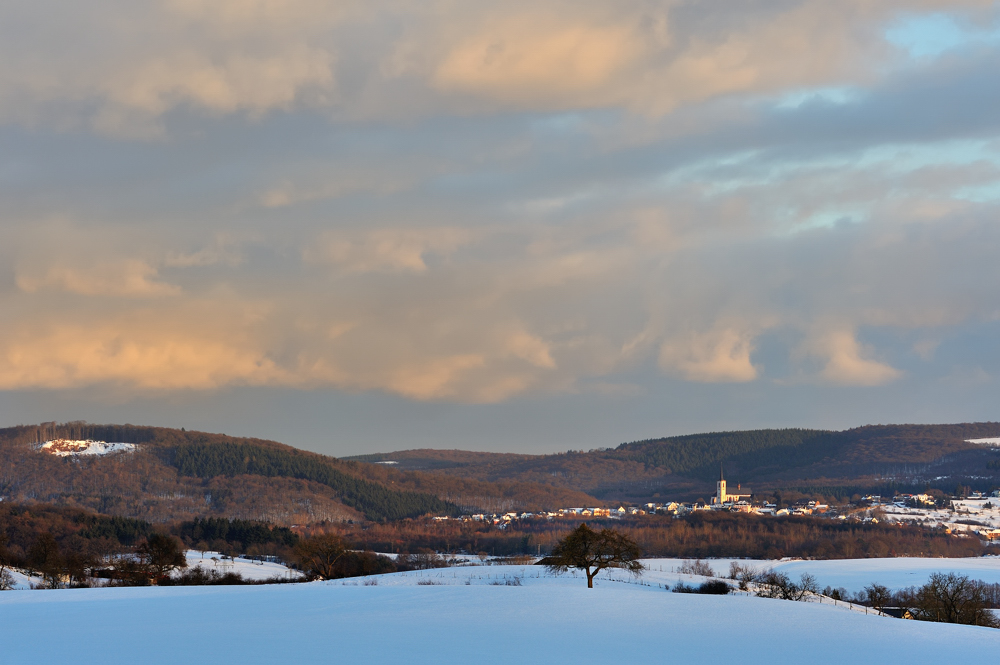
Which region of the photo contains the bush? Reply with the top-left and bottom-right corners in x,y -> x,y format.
678,559 -> 714,577
755,571 -> 817,601
161,567 -> 247,586
729,562 -> 760,591
673,580 -> 731,594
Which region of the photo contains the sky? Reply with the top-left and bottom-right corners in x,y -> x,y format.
2,1 -> 1000,456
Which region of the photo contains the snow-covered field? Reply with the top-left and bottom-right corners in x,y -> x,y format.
36,439 -> 136,456
2,562 -> 999,664
183,550 -> 304,581
642,556 -> 1000,593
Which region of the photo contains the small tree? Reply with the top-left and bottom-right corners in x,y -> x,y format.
0,534 -> 14,590
28,533 -> 64,589
545,524 -> 643,588
295,533 -> 348,580
137,534 -> 187,584
864,582 -> 892,612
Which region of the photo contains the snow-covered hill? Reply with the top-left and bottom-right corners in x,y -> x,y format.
2,563 -> 998,664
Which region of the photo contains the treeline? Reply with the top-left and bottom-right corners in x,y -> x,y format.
323,512 -> 986,560
174,517 -> 298,556
612,423 -> 1000,483
0,503 -> 315,587
0,421 -> 160,447
0,503 -> 159,588
0,503 -> 152,561
858,574 -> 999,627
614,429 -> 831,475
167,442 -> 456,522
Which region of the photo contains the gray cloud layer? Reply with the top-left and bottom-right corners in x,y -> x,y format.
2,1 -> 999,451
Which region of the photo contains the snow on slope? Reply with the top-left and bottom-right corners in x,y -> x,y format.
642,556 -> 1000,594
37,439 -> 136,456
967,437 -> 1000,446
182,551 -> 304,581
2,565 -> 998,665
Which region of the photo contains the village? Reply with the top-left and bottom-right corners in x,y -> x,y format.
433,470 -> 1000,544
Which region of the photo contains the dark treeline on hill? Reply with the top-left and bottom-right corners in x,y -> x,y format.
0,503 -> 308,586
324,513 -> 986,560
174,517 -> 299,555
167,442 -> 456,522
614,429 -> 831,475
0,503 -> 302,561
0,503 -> 152,560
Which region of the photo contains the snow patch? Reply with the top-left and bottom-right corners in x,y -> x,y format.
37,439 -> 137,457
182,551 -> 304,582
966,437 -> 1000,447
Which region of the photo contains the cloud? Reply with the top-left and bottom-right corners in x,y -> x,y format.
804,330 -> 902,386
433,16 -> 642,104
107,48 -> 334,117
1,1 -> 994,133
15,259 -> 181,298
0,313 -> 285,391
304,228 -> 473,273
659,328 -> 759,383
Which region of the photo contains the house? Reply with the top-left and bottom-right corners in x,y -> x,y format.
978,528 -> 1000,542
881,607 -> 914,620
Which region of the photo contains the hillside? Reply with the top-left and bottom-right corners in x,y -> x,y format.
0,423 -> 598,524
347,423 -> 1000,503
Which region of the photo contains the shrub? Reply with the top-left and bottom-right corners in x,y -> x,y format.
674,580 -> 731,594
678,559 -> 714,577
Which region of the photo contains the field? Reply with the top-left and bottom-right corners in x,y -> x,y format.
3,558 -> 1000,664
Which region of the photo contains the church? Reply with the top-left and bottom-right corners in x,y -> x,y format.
712,465 -> 752,505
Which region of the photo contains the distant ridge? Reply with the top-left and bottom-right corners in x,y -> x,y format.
346,422 -> 1000,503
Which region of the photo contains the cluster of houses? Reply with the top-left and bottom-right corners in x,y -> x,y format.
430,473 -> 1000,536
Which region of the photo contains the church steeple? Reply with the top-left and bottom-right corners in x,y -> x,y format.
715,463 -> 727,505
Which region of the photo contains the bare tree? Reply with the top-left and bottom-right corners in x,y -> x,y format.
545,524 -> 643,588
729,562 -> 760,591
137,534 -> 187,584
864,583 -> 892,612
294,533 -> 348,580
755,570 -> 817,601
912,573 -> 999,627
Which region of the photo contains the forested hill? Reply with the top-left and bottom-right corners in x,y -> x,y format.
348,422 -> 1000,503
0,423 -> 454,522
0,423 -> 599,523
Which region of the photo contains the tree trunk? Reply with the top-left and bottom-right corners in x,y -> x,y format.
587,568 -> 594,588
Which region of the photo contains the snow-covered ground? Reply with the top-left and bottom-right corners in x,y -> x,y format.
880,499 -> 1000,532
36,439 -> 136,456
2,564 -> 998,664
641,556 -> 1000,594
6,567 -> 43,590
182,551 -> 304,581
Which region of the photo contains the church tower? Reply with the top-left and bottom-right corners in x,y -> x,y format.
715,464 -> 727,505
